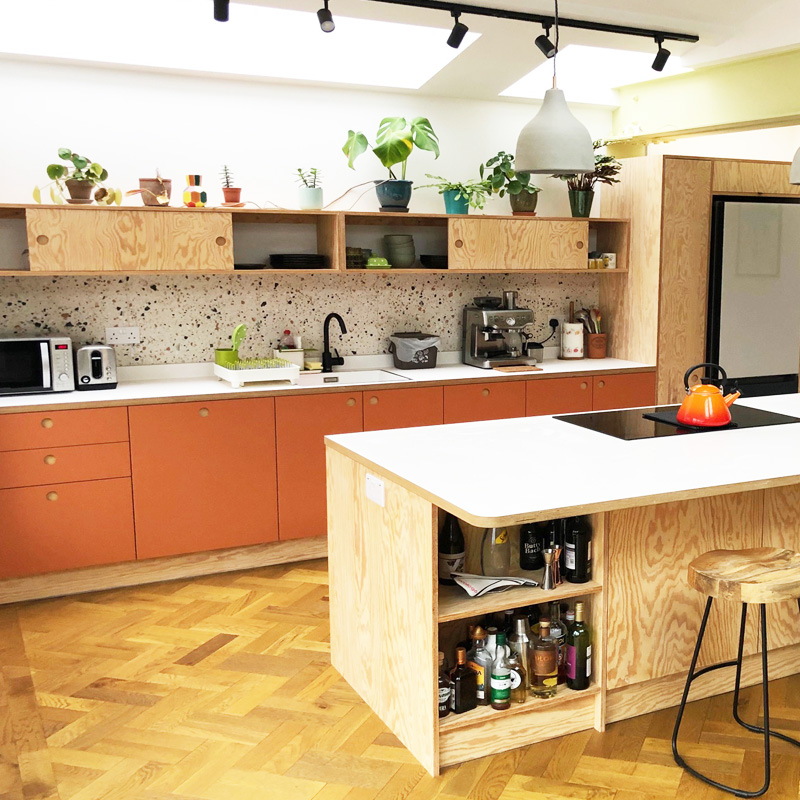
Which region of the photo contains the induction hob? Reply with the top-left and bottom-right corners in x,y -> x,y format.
554,404 -> 800,441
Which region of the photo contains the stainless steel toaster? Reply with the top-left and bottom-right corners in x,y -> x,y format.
75,344 -> 117,390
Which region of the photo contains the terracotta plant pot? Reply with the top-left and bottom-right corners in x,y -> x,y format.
510,191 -> 539,216
222,187 -> 242,204
65,179 -> 94,202
138,178 -> 172,206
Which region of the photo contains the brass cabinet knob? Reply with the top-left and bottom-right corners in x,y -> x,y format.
46,491 -> 58,502
36,234 -> 49,245
215,236 -> 227,246
346,398 -> 356,407
597,380 -> 605,389
482,388 -> 490,397
44,455 -> 56,465
369,396 -> 378,405
455,239 -> 464,248
580,382 -> 588,390
41,418 -> 54,429
199,407 -> 210,417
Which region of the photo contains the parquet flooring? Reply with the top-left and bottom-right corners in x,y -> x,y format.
1,558 -> 800,799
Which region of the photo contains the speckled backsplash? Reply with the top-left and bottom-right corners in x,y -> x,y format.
0,273 -> 599,366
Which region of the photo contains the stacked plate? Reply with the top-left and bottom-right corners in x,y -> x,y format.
420,255 -> 448,270
269,253 -> 327,269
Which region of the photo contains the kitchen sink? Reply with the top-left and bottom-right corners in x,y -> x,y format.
295,369 -> 412,387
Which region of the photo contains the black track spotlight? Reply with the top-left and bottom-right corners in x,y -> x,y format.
446,11 -> 469,49
535,26 -> 556,58
652,37 -> 671,71
213,0 -> 229,22
317,0 -> 335,33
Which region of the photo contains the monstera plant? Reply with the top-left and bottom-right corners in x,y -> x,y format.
342,116 -> 439,211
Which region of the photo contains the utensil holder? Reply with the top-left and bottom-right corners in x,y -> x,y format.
586,333 -> 608,359
215,348 -> 239,367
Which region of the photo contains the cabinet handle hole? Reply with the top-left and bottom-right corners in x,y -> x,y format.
44,455 -> 56,465
577,241 -> 585,250
46,491 -> 58,502
199,408 -> 210,417
580,382 -> 588,390
369,397 -> 378,405
455,239 -> 464,248
597,380 -> 605,389
36,235 -> 49,245
346,398 -> 356,407
215,236 -> 227,246
41,418 -> 54,429
482,388 -> 490,397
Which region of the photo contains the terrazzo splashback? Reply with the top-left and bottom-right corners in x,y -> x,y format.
0,273 -> 599,366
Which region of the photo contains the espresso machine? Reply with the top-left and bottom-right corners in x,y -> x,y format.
462,290 -> 541,369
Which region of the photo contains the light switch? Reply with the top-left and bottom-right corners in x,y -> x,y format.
365,473 -> 385,507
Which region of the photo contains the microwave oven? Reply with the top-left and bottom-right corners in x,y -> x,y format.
0,337 -> 75,395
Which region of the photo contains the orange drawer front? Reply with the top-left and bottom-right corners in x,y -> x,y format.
0,478 -> 136,579
0,406 -> 129,452
0,442 -> 131,490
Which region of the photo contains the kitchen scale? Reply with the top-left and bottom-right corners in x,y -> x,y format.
555,404 -> 800,441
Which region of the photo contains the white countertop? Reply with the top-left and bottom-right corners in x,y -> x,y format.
0,352 -> 654,412
326,394 -> 800,526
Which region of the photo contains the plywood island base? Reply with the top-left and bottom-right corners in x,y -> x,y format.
325,445 -> 800,776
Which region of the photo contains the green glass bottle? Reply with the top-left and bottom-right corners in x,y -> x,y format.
566,601 -> 592,691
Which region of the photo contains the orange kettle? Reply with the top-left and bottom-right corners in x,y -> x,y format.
677,363 -> 740,428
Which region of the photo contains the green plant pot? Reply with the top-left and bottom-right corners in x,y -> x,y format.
442,189 -> 469,215
375,179 -> 412,212
568,189 -> 594,218
510,191 -> 539,215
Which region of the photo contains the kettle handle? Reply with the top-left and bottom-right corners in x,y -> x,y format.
683,363 -> 728,392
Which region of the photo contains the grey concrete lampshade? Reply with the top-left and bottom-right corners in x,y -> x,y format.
515,88 -> 595,175
791,146 -> 800,185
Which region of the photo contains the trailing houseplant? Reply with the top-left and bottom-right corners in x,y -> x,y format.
342,116 -> 439,211
220,164 -> 241,204
416,175 -> 490,214
480,150 -> 541,215
555,140 -> 622,218
33,148 -> 121,205
125,168 -> 172,206
296,168 -> 323,210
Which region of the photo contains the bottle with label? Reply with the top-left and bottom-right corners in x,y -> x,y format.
508,616 -> 534,690
508,648 -> 527,704
467,627 -> 492,706
564,516 -> 592,584
438,514 -> 465,585
566,601 -> 592,691
490,632 -> 512,710
519,521 -> 546,571
279,329 -> 295,349
481,527 -> 510,576
548,602 -> 567,684
438,652 -> 452,718
532,619 -> 558,698
449,647 -> 478,714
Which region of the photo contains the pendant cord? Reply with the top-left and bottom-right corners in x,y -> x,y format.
553,0 -> 559,88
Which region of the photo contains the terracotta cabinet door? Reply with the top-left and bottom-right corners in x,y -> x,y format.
0,406 -> 128,452
526,376 -> 593,416
592,372 -> 656,411
0,478 -> 135,579
276,393 -> 363,540
448,218 -> 588,271
363,386 -> 443,431
443,381 -> 526,424
27,208 -> 233,272
129,398 -> 278,559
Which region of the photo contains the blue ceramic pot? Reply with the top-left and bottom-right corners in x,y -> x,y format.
443,189 -> 469,215
375,179 -> 413,211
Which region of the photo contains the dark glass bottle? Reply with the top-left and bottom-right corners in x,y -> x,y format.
564,516 -> 592,584
438,514 -> 465,585
566,602 -> 592,690
449,647 -> 478,714
542,518 -> 566,573
438,652 -> 452,718
519,521 -> 546,571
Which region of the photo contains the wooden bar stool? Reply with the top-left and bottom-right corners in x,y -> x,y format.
672,547 -> 800,797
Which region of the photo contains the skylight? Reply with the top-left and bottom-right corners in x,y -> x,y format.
501,44 -> 691,106
0,0 -> 479,90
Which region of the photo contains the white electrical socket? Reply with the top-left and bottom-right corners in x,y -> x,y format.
105,326 -> 141,345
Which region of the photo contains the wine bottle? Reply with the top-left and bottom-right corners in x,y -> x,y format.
449,647 -> 478,714
438,514 -> 465,585
564,516 -> 592,584
519,522 -> 546,571
532,619 -> 558,698
566,601 -> 592,691
467,627 -> 492,706
438,652 -> 452,718
490,632 -> 512,710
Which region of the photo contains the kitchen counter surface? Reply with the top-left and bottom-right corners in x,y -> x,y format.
0,353 -> 654,413
325,393 -> 800,527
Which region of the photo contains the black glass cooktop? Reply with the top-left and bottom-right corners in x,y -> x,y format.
555,404 -> 800,441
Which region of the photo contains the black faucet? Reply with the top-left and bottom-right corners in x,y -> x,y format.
322,312 -> 347,373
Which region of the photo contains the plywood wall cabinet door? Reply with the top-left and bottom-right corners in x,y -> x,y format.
448,218 -> 588,271
592,372 -> 656,411
363,386 -> 443,431
0,478 -> 135,578
129,398 -> 278,559
526,376 -> 593,416
26,208 -> 233,272
276,393 -> 363,540
443,381 -> 525,423
712,160 -> 800,196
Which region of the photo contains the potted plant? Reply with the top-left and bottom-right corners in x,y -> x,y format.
480,151 -> 542,215
296,168 -> 323,210
342,116 -> 439,212
416,175 -> 490,214
556,140 -> 622,218
220,165 -> 241,204
33,148 -> 120,205
125,169 -> 172,206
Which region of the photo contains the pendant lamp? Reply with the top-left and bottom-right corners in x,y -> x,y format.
791,146 -> 800,185
515,0 -> 594,175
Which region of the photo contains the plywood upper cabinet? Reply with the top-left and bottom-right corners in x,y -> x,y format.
447,218 -> 588,271
26,208 -> 234,272
712,159 -> 800,196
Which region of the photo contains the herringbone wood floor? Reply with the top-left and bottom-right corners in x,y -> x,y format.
1,558 -> 800,800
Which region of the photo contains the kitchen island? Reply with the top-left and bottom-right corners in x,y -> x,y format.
325,394 -> 800,775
